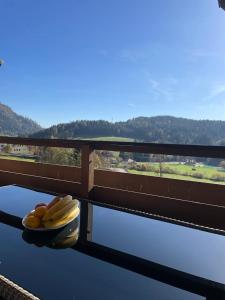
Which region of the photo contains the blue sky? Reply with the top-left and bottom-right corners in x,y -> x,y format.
1,0 -> 225,127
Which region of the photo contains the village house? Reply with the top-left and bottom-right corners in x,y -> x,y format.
0,144 -> 37,156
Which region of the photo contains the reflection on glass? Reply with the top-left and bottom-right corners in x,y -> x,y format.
22,218 -> 79,249
1,190 -> 224,300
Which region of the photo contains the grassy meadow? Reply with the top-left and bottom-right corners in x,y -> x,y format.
128,163 -> 225,185
0,154 -> 35,162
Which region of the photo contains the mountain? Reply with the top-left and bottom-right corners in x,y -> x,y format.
2,101 -> 225,146
30,116 -> 225,145
0,103 -> 42,136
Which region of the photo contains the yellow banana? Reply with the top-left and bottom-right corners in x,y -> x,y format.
44,207 -> 80,229
49,199 -> 78,222
43,197 -> 72,221
50,230 -> 79,248
47,196 -> 61,209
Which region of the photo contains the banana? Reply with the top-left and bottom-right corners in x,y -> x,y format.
51,232 -> 79,248
63,195 -> 73,202
43,196 -> 72,221
44,207 -> 80,229
47,196 -> 61,209
50,232 -> 79,248
49,199 -> 78,222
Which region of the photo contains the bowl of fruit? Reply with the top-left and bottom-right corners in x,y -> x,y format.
22,195 -> 80,231
22,218 -> 79,248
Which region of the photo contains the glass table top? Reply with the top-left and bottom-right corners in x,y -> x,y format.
0,185 -> 225,299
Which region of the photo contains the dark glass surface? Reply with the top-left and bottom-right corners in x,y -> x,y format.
2,185 -> 223,299
92,206 -> 225,283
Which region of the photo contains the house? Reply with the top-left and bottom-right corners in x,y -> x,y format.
0,144 -> 37,156
10,145 -> 34,155
0,144 -> 6,152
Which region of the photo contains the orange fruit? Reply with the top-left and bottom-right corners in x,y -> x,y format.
34,206 -> 48,218
27,211 -> 35,217
25,215 -> 41,228
35,203 -> 47,209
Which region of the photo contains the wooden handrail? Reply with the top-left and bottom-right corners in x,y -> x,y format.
1,136 -> 225,158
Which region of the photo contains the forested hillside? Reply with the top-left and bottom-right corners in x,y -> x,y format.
0,103 -> 42,136
31,116 -> 225,145
1,102 -> 225,146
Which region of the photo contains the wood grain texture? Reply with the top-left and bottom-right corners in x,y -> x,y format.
95,169 -> 225,206
81,145 -> 94,198
0,170 -> 81,196
1,136 -> 225,158
0,158 -> 81,182
91,186 -> 225,231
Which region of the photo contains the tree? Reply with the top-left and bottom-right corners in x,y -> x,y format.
94,151 -> 104,169
38,147 -> 80,166
68,149 -> 81,166
151,154 -> 166,177
2,144 -> 12,153
119,152 -> 133,161
133,152 -> 150,162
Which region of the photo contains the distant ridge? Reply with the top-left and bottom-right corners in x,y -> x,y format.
0,103 -> 42,136
1,102 -> 225,146
31,116 -> 225,146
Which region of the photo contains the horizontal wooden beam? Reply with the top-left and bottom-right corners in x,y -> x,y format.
1,136 -> 225,158
0,159 -> 81,182
1,158 -> 225,207
93,142 -> 225,158
0,170 -> 81,196
95,169 -> 225,207
85,197 -> 225,236
0,136 -> 84,148
1,158 -> 225,208
91,186 -> 225,231
1,169 -> 225,233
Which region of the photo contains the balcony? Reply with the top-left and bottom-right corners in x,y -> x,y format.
1,136 -> 225,233
1,136 -> 225,299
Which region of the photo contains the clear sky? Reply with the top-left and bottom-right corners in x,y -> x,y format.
1,0 -> 225,127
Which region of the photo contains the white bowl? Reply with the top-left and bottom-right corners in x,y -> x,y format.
22,207 -> 80,231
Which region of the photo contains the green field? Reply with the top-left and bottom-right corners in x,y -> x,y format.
0,154 -> 35,162
128,169 -> 225,184
128,163 -> 225,185
162,163 -> 223,176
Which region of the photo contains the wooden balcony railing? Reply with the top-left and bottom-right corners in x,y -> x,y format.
1,136 -> 225,234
